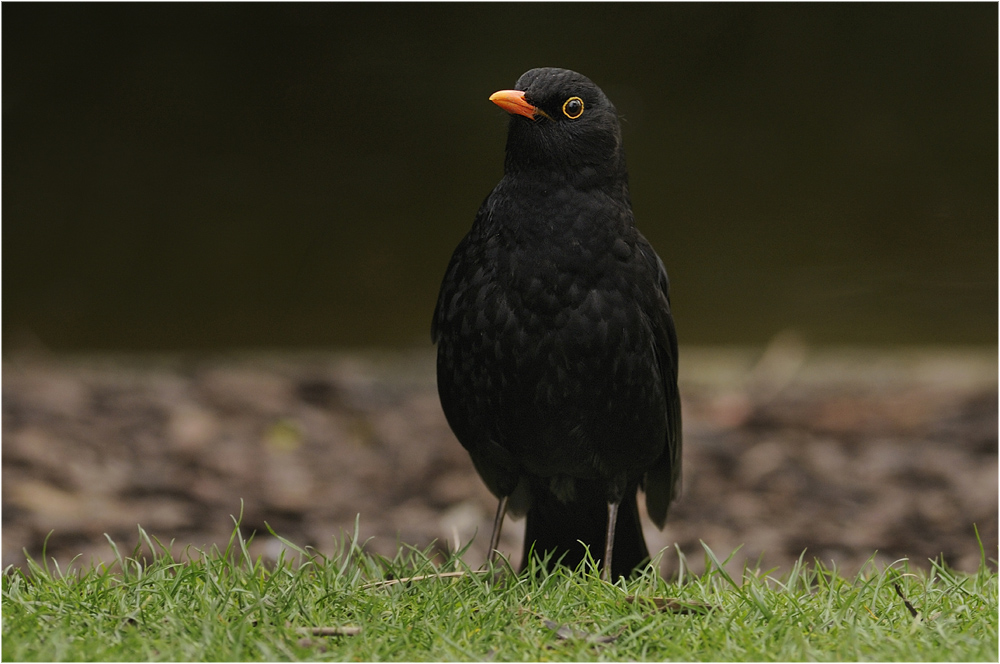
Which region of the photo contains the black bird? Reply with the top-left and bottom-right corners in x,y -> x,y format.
432,68 -> 681,581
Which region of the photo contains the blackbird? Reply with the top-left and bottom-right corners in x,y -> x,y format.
432,68 -> 681,581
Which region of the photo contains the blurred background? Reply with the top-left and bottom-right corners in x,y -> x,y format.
4,3 -> 996,351
3,4 -> 996,575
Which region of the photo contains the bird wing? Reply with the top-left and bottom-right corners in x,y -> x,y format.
637,237 -> 682,529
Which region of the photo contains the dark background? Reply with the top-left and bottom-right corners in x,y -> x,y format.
4,3 -> 997,352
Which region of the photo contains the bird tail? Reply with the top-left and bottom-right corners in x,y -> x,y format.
520,478 -> 649,579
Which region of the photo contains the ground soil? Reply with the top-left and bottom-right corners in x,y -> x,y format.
3,342 -> 996,577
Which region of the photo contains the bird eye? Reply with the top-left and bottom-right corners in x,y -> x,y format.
562,97 -> 584,119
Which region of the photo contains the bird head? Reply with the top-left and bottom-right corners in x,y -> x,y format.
490,68 -> 627,187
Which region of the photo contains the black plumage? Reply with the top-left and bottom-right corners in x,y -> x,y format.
432,68 -> 681,580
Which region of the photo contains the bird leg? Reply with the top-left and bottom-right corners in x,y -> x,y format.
602,499 -> 620,582
486,495 -> 509,565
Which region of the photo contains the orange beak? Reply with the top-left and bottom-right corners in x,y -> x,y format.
489,89 -> 539,120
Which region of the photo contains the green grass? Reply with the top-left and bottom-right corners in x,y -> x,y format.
3,521 -> 997,662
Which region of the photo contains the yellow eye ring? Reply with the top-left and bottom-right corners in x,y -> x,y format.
562,96 -> 584,119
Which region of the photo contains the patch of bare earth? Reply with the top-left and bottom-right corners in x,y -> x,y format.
3,342 -> 996,576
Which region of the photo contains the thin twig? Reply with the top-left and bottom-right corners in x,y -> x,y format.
625,595 -> 716,614
361,569 -> 489,589
893,582 -> 919,618
295,626 -> 361,637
